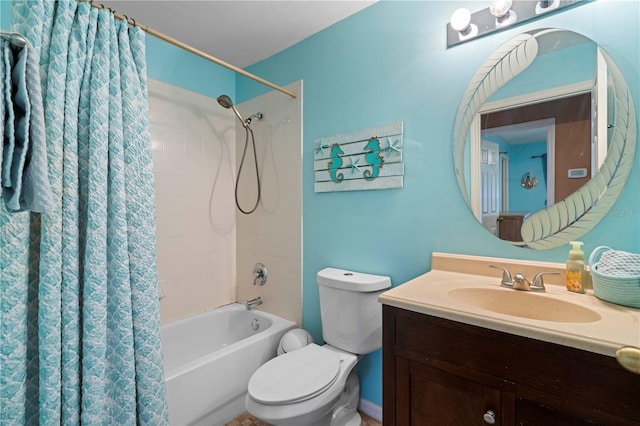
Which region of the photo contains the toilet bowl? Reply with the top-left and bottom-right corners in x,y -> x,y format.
245,344 -> 359,426
246,268 -> 391,426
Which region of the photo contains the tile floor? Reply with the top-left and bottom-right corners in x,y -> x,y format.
225,411 -> 270,426
360,411 -> 383,426
225,411 -> 382,426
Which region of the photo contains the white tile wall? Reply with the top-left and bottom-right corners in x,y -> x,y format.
236,81 -> 303,325
149,79 -> 237,324
149,79 -> 302,325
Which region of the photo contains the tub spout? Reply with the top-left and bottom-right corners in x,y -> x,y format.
246,296 -> 263,310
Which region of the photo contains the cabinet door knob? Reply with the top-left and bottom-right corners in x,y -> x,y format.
483,409 -> 496,424
616,346 -> 640,374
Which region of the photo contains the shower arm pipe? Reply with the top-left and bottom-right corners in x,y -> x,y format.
82,0 -> 298,99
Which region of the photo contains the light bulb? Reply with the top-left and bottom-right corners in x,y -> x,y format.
490,0 -> 512,18
450,8 -> 471,33
450,8 -> 478,39
490,0 -> 517,27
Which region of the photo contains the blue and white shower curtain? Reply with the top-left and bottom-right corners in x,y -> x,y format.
1,1 -> 168,424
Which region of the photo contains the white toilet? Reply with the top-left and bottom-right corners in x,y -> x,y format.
245,267 -> 391,426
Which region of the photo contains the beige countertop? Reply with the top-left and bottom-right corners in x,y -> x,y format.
379,253 -> 640,357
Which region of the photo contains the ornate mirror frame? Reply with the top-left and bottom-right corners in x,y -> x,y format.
453,28 -> 636,249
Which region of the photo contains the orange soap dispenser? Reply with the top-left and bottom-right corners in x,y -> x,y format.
566,241 -> 586,293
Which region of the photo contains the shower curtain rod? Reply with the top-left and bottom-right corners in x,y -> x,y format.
83,0 -> 298,99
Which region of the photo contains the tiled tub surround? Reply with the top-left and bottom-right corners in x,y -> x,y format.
149,79 -> 237,323
235,81 -> 303,325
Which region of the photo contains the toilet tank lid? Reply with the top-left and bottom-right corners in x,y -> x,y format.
317,268 -> 391,292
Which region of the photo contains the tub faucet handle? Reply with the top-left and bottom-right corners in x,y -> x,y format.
253,263 -> 267,286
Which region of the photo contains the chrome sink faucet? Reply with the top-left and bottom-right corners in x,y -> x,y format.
489,265 -> 559,292
246,296 -> 263,310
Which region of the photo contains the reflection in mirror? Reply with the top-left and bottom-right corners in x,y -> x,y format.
480,93 -> 592,242
453,28 -> 636,249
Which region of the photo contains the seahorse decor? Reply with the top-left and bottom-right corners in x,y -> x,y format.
328,143 -> 345,183
363,137 -> 385,181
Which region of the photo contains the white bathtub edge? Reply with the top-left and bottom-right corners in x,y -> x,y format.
163,303 -> 297,425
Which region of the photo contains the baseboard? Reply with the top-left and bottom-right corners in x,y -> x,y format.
358,398 -> 382,422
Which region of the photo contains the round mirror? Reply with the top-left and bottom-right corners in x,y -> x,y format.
453,28 -> 636,249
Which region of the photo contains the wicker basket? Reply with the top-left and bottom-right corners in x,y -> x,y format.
588,246 -> 640,308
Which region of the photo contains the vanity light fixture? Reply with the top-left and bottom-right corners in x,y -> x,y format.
446,0 -> 585,48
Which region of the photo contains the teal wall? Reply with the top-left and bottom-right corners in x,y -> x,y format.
237,0 -> 640,405
508,141 -> 548,212
490,41 -> 596,101
1,0 -> 10,28
145,35 -> 235,100
5,0 -> 639,409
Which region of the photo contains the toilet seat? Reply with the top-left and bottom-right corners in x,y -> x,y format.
248,344 -> 341,405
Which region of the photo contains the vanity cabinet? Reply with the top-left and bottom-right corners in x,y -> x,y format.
382,305 -> 640,425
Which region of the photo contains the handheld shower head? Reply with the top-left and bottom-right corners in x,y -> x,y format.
217,94 -> 248,127
215,95 -> 264,215
217,94 -> 262,128
217,94 -> 234,109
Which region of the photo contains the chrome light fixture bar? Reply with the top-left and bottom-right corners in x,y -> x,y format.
447,0 -> 586,48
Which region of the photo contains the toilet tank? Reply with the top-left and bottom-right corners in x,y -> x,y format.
317,268 -> 391,355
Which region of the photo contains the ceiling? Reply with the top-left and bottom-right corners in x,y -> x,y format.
482,122 -> 549,145
108,1 -> 377,69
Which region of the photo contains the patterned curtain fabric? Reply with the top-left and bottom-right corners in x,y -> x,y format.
1,1 -> 168,424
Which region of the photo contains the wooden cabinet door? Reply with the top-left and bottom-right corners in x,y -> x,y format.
383,305 -> 640,426
515,397 -> 601,426
403,359 -> 501,425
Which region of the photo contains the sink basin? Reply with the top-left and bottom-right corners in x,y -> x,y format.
449,288 -> 602,323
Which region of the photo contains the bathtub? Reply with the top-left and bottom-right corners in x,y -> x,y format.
161,303 -> 296,425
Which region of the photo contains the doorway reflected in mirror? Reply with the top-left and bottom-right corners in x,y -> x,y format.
480,93 -> 591,243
